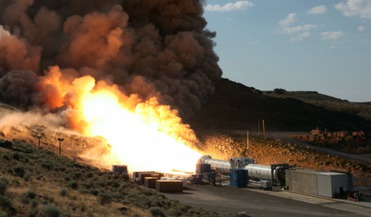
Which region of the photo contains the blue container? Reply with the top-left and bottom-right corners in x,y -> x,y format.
229,169 -> 248,178
229,169 -> 248,188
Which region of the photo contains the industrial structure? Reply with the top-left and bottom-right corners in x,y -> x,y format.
116,155 -> 355,199
191,155 -> 353,198
194,155 -> 290,188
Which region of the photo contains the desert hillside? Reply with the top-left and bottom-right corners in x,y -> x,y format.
0,140 -> 221,217
188,78 -> 370,132
188,78 -> 370,186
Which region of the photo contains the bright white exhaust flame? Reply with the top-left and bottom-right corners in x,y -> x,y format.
41,68 -> 202,173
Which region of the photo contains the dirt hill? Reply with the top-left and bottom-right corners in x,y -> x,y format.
188,78 -> 370,132
187,78 -> 370,187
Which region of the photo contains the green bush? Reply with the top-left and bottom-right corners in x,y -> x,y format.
98,193 -> 112,205
149,207 -> 166,217
23,171 -> 32,181
26,190 -> 36,199
21,195 -> 30,205
0,180 -> 7,195
59,189 -> 68,197
82,181 -> 93,189
1,154 -> 10,160
67,181 -> 78,190
28,209 -> 38,217
41,161 -> 52,170
30,200 -> 38,208
40,204 -> 60,217
89,189 -> 99,196
12,152 -> 21,160
14,167 -> 25,178
0,195 -> 11,209
63,176 -> 70,182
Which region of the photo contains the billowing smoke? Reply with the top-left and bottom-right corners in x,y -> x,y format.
0,0 -> 222,116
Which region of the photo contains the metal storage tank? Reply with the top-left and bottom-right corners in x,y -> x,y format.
203,157 -> 232,173
285,169 -> 318,195
316,172 -> 349,198
245,164 -> 272,180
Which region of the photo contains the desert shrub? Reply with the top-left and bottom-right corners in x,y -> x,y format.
1,153 -> 10,160
14,166 -> 25,178
67,181 -> 78,190
168,207 -> 183,217
21,190 -> 36,205
111,192 -> 123,199
21,195 -> 30,204
41,161 -> 52,170
26,190 -> 36,199
151,197 -> 171,209
0,180 -> 7,195
12,152 -> 21,160
30,200 -> 38,208
0,195 -> 11,209
96,177 -> 108,187
28,209 -> 38,217
85,172 -> 94,178
98,193 -> 112,205
149,207 -> 166,217
59,189 -> 68,197
82,181 -> 93,189
109,180 -> 120,188
119,173 -> 130,181
23,171 -> 32,181
40,204 -> 60,217
133,196 -> 151,208
89,189 -> 99,196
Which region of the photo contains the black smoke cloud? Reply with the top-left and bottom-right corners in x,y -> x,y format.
0,0 -> 222,116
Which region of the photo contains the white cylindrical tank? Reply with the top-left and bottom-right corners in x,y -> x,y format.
244,164 -> 272,180
204,157 -> 232,173
198,155 -> 287,185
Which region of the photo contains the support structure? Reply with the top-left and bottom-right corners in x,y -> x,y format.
37,134 -> 42,148
57,137 -> 64,155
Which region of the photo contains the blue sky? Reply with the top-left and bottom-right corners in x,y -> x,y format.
203,0 -> 371,102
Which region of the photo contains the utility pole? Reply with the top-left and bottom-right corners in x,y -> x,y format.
262,119 -> 266,135
37,134 -> 42,148
58,137 -> 64,156
246,129 -> 250,149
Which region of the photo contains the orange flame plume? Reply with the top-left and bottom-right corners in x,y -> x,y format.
40,66 -> 202,173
